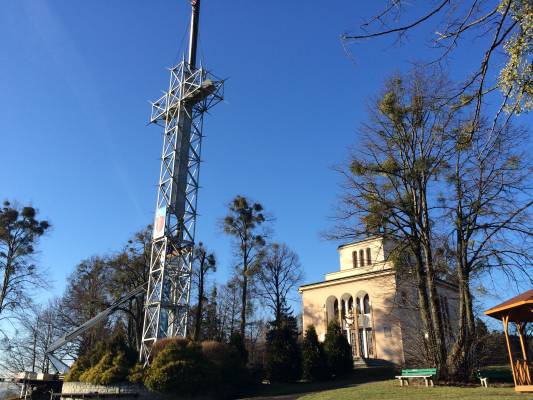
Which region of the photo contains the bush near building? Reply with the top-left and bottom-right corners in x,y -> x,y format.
302,325 -> 329,381
323,321 -> 352,377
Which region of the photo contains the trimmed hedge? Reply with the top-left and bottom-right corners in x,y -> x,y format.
143,338 -> 248,399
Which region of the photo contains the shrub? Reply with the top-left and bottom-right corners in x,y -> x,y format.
323,321 -> 352,377
68,332 -> 136,385
143,339 -> 209,396
265,317 -> 301,382
302,325 -> 329,381
64,341 -> 108,382
64,358 -> 91,383
149,337 -> 182,361
201,341 -> 249,398
127,363 -> 146,385
144,339 -> 250,399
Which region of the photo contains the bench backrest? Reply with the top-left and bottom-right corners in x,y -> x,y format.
477,370 -> 513,379
401,368 -> 437,376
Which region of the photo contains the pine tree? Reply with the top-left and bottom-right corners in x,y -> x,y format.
265,315 -> 301,382
222,196 -> 267,337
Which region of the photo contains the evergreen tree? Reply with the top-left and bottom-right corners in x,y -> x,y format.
265,315 -> 301,382
222,195 -> 267,337
323,321 -> 352,377
192,243 -> 216,341
203,286 -> 219,341
302,325 -> 329,381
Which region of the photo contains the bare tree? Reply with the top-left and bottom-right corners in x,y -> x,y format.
443,117 -> 532,378
0,301 -> 64,374
106,226 -> 151,350
222,195 -> 268,337
216,278 -> 242,341
59,256 -> 112,356
192,242 -> 216,341
329,69 -> 457,371
256,243 -> 303,326
342,0 -> 532,129
0,201 -> 50,325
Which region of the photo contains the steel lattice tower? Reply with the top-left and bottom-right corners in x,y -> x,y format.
140,0 -> 223,363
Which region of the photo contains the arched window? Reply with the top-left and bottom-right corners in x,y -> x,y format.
325,296 -> 339,324
363,294 -> 371,314
354,292 -> 374,359
352,251 -> 358,268
340,294 -> 354,329
366,248 -> 372,265
359,249 -> 365,267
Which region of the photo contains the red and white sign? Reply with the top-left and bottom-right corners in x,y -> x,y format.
153,206 -> 166,239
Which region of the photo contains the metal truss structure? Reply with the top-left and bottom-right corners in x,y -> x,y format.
139,59 -> 223,363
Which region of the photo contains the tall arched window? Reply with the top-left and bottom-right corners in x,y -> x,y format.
325,296 -> 339,325
355,292 -> 374,358
352,251 -> 358,268
363,294 -> 371,314
366,248 -> 372,265
359,249 -> 365,267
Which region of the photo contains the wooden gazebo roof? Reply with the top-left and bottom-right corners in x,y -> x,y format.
485,289 -> 533,322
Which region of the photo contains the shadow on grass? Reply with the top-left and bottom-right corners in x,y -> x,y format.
238,368 -> 396,400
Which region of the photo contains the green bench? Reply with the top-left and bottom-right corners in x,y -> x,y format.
476,369 -> 513,387
396,368 -> 437,387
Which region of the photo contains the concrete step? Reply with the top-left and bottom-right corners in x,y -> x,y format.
353,357 -> 396,369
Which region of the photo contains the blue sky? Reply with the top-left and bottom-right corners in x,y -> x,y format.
1,1 -> 530,323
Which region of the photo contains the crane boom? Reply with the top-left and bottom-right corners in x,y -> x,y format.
46,284 -> 147,364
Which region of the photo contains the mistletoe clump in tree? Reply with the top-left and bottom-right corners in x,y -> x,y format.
0,201 -> 50,320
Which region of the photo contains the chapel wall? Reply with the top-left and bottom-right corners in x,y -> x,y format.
301,272 -> 405,365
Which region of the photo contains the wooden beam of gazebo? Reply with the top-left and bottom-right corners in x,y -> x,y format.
485,289 -> 532,392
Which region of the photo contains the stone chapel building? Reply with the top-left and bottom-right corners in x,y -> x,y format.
299,236 -> 459,366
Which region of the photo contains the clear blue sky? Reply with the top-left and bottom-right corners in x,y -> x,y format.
1,1 -> 529,322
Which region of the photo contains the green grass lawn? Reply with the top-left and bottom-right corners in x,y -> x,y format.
298,380 -> 533,400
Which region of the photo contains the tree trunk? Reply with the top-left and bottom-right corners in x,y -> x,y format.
447,165 -> 476,380
424,254 -> 447,372
0,246 -> 13,316
412,247 -> 436,365
31,325 -> 37,373
240,265 -> 248,337
420,182 -> 447,374
194,258 -> 205,341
